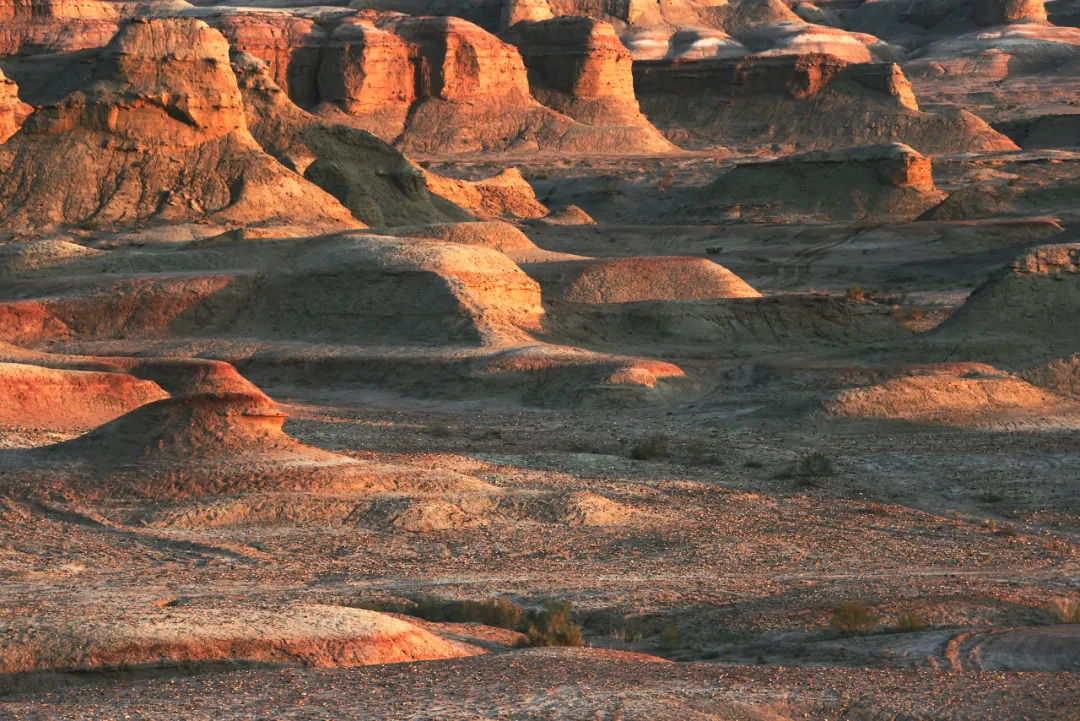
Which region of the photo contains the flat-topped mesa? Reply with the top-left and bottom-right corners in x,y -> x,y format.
635,53 -> 916,109
633,53 -> 1016,153
0,0 -> 119,58
315,19 -> 415,136
503,17 -> 659,128
46,17 -> 248,147
0,0 -> 116,20
388,15 -> 532,103
703,142 -> 948,222
211,13 -> 325,108
972,0 -> 1048,25
0,70 -> 31,143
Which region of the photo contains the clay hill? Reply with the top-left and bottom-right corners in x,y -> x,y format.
633,53 -> 1016,153
0,18 -> 358,233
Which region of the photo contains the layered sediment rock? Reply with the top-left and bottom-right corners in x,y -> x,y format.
634,53 -> 1016,153
503,16 -> 669,139
212,13 -> 326,107
315,19 -> 416,139
702,142 -> 947,222
972,0 -> 1048,25
233,52 -> 464,227
0,69 -> 31,142
0,18 -> 357,232
0,0 -> 119,56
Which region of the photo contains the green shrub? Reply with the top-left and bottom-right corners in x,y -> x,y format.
1048,598 -> 1080,624
631,434 -> 669,461
525,600 -> 585,647
659,624 -> 682,650
831,600 -> 880,635
895,612 -> 926,632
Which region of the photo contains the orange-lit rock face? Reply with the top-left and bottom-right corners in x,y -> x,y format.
0,0 -> 116,19
319,21 -> 416,115
505,17 -> 635,100
70,18 -> 247,147
0,0 -> 118,56
390,16 -> 531,102
0,70 -> 31,143
213,14 -> 325,107
972,0 -> 1048,26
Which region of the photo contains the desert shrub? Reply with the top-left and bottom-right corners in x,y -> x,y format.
893,305 -> 927,324
525,601 -> 585,647
1020,355 -> 1080,400
798,453 -> 834,477
831,600 -> 880,635
631,434 -> 669,460
425,424 -> 453,437
1048,598 -> 1080,624
845,285 -> 865,302
603,179 -> 620,196
375,596 -> 527,629
659,624 -> 682,650
895,612 -> 926,632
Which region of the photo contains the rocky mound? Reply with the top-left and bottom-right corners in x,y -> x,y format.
0,68 -> 30,143
926,243 -> 1080,364
424,167 -> 550,220
996,113 -> 1080,149
0,389 -> 492,498
0,18 -> 357,233
0,238 -> 101,275
0,0 -> 119,57
533,204 -> 596,226
700,143 -> 947,222
0,234 -> 546,348
0,362 -> 167,429
384,221 -> 535,253
501,17 -> 672,149
530,256 -> 761,303
127,358 -> 267,399
232,52 -> 466,227
633,54 -> 1016,153
823,371 -> 1080,427
0,604 -> 481,693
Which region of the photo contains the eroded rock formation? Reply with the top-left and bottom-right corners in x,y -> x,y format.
0,18 -> 357,232
634,53 -> 1017,153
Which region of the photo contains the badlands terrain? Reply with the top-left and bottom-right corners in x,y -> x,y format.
0,0 -> 1079,719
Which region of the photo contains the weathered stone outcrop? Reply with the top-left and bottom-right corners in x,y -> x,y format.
0,18 -> 357,232
212,13 -> 326,107
0,0 -> 119,56
701,142 -> 948,222
633,53 -> 1017,153
375,15 -> 671,154
315,19 -> 415,139
0,69 -> 31,142
972,0 -> 1048,25
233,52 -> 466,227
502,16 -> 669,139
